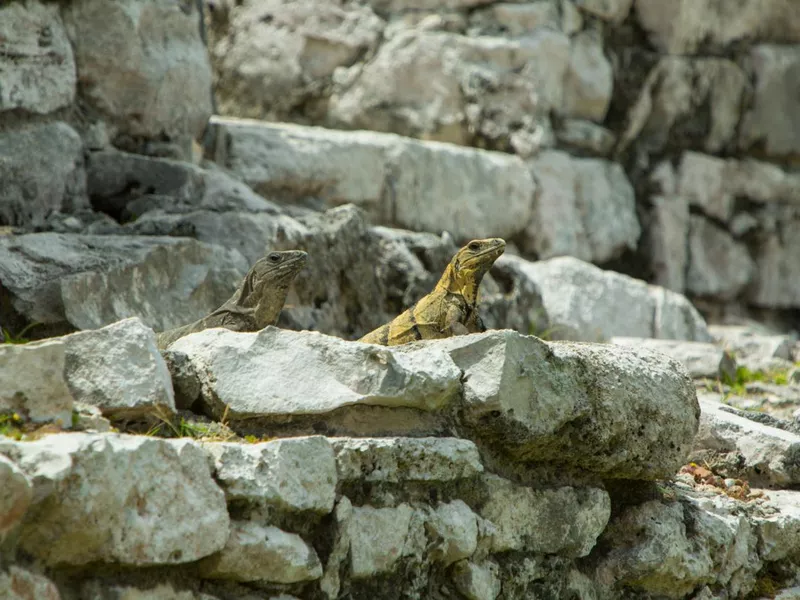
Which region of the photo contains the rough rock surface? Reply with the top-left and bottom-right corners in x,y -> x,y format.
0,455 -> 32,542
525,151 -> 640,263
331,437 -> 483,483
62,0 -> 213,143
513,256 -> 711,342
3,0 -> 800,597
478,475 -> 610,557
200,521 -> 322,583
0,1 -> 76,115
634,0 -> 800,54
87,150 -> 280,219
692,396 -> 800,488
443,330 -> 700,479
0,123 -> 87,228
169,326 -> 461,422
0,233 -> 248,332
611,337 -> 737,381
595,486 -> 761,599
210,117 -> 536,240
204,436 -> 337,514
0,434 -> 229,566
0,339 -> 73,426
63,318 -> 175,422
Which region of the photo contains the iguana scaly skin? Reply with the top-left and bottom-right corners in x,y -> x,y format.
156,250 -> 307,349
359,238 -> 505,346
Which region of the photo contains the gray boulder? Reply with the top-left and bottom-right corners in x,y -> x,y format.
709,324 -> 796,373
87,150 -> 280,219
595,487 -> 760,599
478,474 -> 610,558
0,339 -> 73,427
525,151 -> 640,264
442,331 -> 700,479
199,521 -> 323,583
203,436 -> 337,514
0,455 -> 32,544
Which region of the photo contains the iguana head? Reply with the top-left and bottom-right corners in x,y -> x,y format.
443,238 -> 506,299
241,250 -> 308,327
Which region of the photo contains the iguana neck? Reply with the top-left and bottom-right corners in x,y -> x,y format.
436,262 -> 479,306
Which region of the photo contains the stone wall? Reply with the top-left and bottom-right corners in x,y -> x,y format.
3,318 -> 800,600
3,1 -> 800,599
205,0 -> 800,328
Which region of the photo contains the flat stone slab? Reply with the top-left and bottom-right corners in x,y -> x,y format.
169,327 -> 462,420
210,117 -> 536,241
331,437 -> 483,483
0,233 -> 248,331
0,434 -> 229,566
611,337 -> 737,380
692,396 -> 800,488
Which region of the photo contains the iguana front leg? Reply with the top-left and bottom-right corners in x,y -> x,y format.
442,303 -> 470,336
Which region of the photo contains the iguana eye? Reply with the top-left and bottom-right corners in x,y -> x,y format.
468,242 -> 480,251
268,253 -> 282,262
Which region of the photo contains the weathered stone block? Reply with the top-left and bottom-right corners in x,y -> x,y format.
0,455 -> 32,543
204,436 -> 337,514
610,338 -> 737,381
63,317 -> 175,421
0,1 -> 76,115
0,339 -> 72,426
0,233 -> 248,331
478,475 -> 610,557
0,122 -> 87,227
332,437 -> 483,483
511,256 -> 710,342
210,117 -> 536,241
63,0 -> 213,141
200,521 -> 322,583
692,397 -> 800,488
441,331 -> 700,479
169,327 -> 461,421
0,434 -> 229,566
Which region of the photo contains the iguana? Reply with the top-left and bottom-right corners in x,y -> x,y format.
359,238 -> 506,346
156,250 -> 307,349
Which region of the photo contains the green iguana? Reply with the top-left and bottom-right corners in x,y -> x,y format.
156,250 -> 307,349
359,238 -> 506,346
